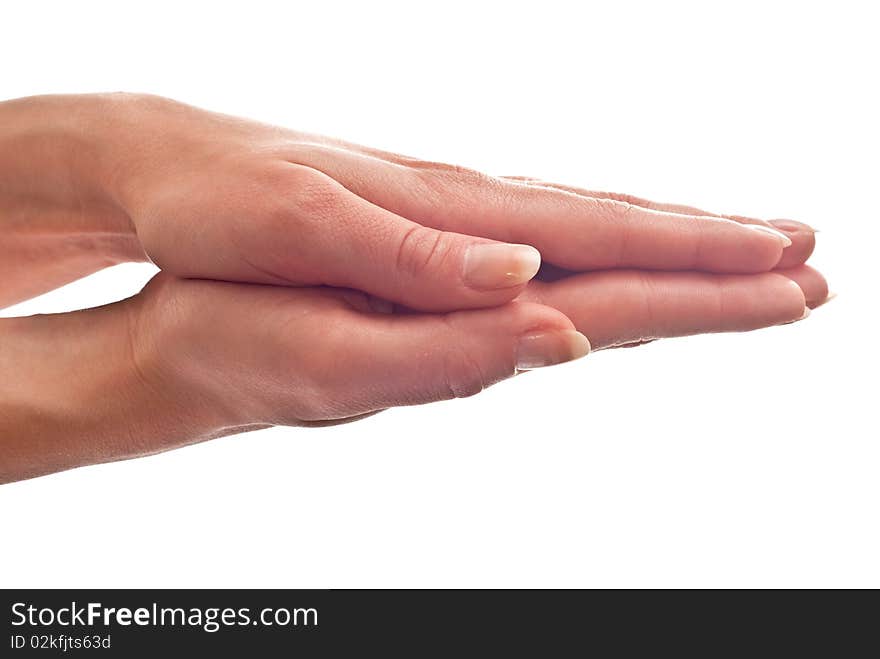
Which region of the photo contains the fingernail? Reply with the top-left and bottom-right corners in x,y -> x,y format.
769,219 -> 818,234
799,306 -> 811,320
463,243 -> 541,290
516,330 -> 591,370
747,224 -> 793,247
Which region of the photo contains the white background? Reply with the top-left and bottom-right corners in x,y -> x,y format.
1,1 -> 877,588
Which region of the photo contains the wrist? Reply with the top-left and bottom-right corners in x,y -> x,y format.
0,298 -> 228,483
0,94 -> 144,263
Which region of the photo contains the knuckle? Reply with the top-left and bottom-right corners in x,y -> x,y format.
614,199 -> 638,222
240,167 -> 349,276
691,217 -> 708,268
587,197 -> 637,266
284,166 -> 341,218
255,164 -> 340,228
590,196 -> 635,223
712,277 -> 729,329
408,160 -> 501,205
635,271 -> 663,336
394,225 -> 453,279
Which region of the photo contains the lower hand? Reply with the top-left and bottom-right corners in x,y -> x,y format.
1,251 -> 826,484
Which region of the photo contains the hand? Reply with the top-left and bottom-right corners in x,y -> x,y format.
1,93 -> 812,317
131,274 -> 591,426
117,95 -> 797,310
0,94 -> 832,486
0,246 -> 827,485
1,94 -> 794,313
0,273 -> 589,483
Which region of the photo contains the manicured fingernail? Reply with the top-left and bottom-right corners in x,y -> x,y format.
463,243 -> 541,290
747,224 -> 793,247
516,330 -> 591,370
769,219 -> 817,234
798,306 -> 811,320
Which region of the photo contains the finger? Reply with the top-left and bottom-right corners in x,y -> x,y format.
315,300 -> 590,415
239,164 -> 542,312
504,178 -> 817,268
598,262 -> 829,350
773,264 -> 830,308
284,146 -> 790,273
521,270 -> 807,350
502,178 -> 737,218
768,220 -> 816,269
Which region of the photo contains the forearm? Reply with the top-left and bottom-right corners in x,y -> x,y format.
0,95 -> 145,307
0,299 -> 236,484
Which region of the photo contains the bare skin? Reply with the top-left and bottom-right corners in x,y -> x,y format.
0,94 -> 830,483
0,93 -> 801,309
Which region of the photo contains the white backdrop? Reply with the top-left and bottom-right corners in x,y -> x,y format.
1,1 -> 876,588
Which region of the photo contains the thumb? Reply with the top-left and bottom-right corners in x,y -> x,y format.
378,221 -> 543,312
293,168 -> 542,312
326,301 -> 590,414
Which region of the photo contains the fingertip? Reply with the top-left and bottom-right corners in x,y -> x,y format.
500,301 -> 589,369
746,223 -> 793,248
772,274 -> 809,323
406,240 -> 541,312
773,265 -> 830,308
703,221 -> 788,273
769,218 -> 817,234
381,228 -> 541,311
462,242 -> 541,291
769,219 -> 817,269
743,232 -> 789,273
369,300 -> 587,405
516,329 -> 590,370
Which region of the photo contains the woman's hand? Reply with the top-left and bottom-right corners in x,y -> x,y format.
0,273 -> 589,483
0,94 -> 796,311
110,94 -> 798,311
130,274 -> 590,427
1,250 -> 825,484
0,92 -> 830,484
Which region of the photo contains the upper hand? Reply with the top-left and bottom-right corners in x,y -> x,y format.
104,94 -> 796,313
